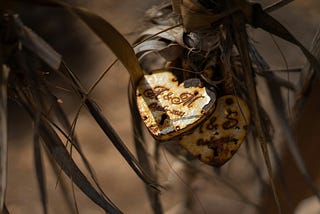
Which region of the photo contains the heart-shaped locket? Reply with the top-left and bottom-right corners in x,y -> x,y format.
179,95 -> 250,167
136,70 -> 216,141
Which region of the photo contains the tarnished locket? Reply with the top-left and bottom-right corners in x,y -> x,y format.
134,2 -> 251,167
136,70 -> 216,140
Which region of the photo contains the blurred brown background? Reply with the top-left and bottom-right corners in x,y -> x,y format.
6,0 -> 320,213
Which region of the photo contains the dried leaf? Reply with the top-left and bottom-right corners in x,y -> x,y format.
18,51 -> 50,214
265,71 -> 320,197
84,98 -> 157,188
249,7 -> 320,200
134,40 -> 168,56
249,4 -> 320,76
230,13 -> 282,213
158,44 -> 184,61
295,28 -> 320,116
3,204 -> 9,214
129,86 -> 163,214
69,6 -> 143,87
59,57 -> 156,189
33,132 -> 48,214
0,65 -> 9,214
257,71 -> 295,91
138,25 -> 183,43
14,0 -> 144,86
264,0 -> 294,13
39,117 -> 122,214
14,15 -> 62,70
42,86 -> 133,206
44,148 -> 76,213
11,62 -> 121,213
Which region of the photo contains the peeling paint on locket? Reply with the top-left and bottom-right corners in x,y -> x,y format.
136,70 -> 216,141
179,95 -> 250,167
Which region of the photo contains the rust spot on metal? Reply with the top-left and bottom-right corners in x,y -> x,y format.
225,97 -> 234,105
159,113 -> 168,126
212,147 -> 219,157
196,138 -> 205,145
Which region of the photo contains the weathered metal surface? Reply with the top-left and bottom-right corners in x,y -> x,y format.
136,70 -> 216,141
179,95 -> 250,167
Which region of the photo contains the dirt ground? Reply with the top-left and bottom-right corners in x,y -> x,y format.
5,0 -> 320,213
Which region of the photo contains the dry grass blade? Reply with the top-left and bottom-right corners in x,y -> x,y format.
18,26 -> 113,204
295,28 -> 320,116
41,81 -> 130,210
164,143 -> 260,208
14,15 -> 62,70
264,0 -> 295,13
294,27 -> 320,195
17,47 -> 121,212
250,4 -> 320,75
265,72 -> 320,200
265,59 -> 319,200
2,204 -> 9,214
29,83 -> 47,214
0,65 -> 9,214
71,6 -> 144,87
245,135 -> 265,185
129,86 -> 163,214
15,0 -> 144,87
29,0 -> 163,188
38,117 -> 122,214
6,44 -> 121,212
15,45 -> 49,214
44,146 -> 75,213
260,26 -> 320,213
256,72 -> 295,91
84,98 -> 157,188
230,14 -> 282,213
250,7 -> 320,200
58,47 -> 157,189
33,131 -> 48,214
14,90 -> 122,213
60,60 -> 159,192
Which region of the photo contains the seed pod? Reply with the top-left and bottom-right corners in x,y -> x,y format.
179,95 -> 250,167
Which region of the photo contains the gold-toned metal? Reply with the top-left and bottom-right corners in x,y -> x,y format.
179,95 -> 250,167
136,70 -> 216,141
